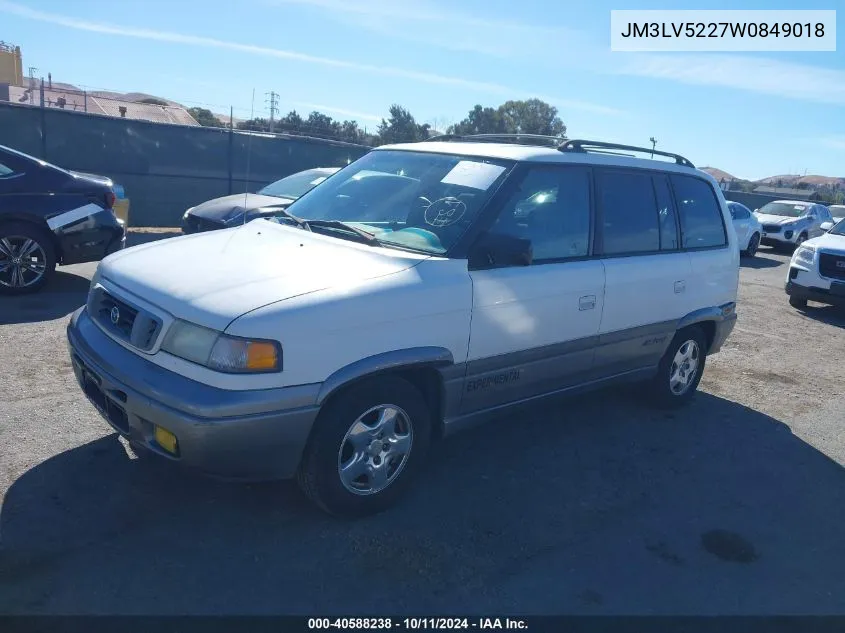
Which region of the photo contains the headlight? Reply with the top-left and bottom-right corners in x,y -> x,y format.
793,245 -> 816,266
161,320 -> 281,373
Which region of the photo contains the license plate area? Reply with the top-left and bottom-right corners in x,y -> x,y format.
75,356 -> 130,434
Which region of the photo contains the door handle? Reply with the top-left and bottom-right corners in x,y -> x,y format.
674,281 -> 686,294
579,295 -> 596,311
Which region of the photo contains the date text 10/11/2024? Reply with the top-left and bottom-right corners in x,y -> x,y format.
307,618 -> 529,630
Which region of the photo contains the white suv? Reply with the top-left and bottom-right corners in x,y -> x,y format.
755,200 -> 834,249
66,137 -> 739,516
786,217 -> 845,310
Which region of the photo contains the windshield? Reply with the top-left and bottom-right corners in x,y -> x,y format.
258,168 -> 339,199
829,219 -> 845,236
757,202 -> 809,218
282,150 -> 514,254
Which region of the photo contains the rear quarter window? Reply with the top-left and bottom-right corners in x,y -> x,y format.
671,175 -> 727,249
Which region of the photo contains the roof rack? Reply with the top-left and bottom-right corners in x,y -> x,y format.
426,133 -> 564,148
558,139 -> 695,168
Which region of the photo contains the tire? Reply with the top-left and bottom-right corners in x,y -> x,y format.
743,233 -> 760,257
647,326 -> 707,409
0,222 -> 56,295
297,376 -> 432,517
794,232 -> 808,250
789,296 -> 807,309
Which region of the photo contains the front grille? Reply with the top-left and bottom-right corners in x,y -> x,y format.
819,252 -> 845,281
762,224 -> 782,233
89,288 -> 162,351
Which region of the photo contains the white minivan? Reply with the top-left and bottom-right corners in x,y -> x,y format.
67,137 -> 739,516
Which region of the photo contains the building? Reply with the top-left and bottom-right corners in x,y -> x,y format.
0,42 -> 198,126
0,41 -> 23,87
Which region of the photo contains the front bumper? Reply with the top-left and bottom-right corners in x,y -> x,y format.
67,307 -> 320,481
761,228 -> 801,246
785,280 -> 845,308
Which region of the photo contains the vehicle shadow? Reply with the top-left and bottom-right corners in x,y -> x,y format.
740,253 -> 783,269
795,303 -> 845,328
0,270 -> 91,325
3,391 -> 845,615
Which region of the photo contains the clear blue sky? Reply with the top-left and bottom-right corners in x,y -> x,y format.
1,0 -> 842,180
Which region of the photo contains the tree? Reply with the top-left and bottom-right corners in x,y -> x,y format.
377,105 -> 430,145
448,99 -> 566,138
236,117 -> 271,131
137,97 -> 169,106
187,107 -> 222,127
305,111 -> 341,138
338,120 -> 367,144
497,99 -> 566,137
448,105 -> 505,135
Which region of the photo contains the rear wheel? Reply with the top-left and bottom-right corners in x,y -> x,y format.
743,232 -> 760,257
647,326 -> 707,409
0,222 -> 56,295
297,376 -> 432,517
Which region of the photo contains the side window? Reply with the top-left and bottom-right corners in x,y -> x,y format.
653,175 -> 679,250
0,161 -> 16,177
489,165 -> 590,262
670,175 -> 727,249
596,170 -> 659,255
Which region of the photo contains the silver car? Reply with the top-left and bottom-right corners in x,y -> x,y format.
754,200 -> 834,249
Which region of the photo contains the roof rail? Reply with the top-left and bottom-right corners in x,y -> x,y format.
426,133 -> 564,148
558,139 -> 695,168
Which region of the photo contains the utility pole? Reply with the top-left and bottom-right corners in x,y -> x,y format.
28,66 -> 38,104
649,136 -> 657,158
265,91 -> 279,132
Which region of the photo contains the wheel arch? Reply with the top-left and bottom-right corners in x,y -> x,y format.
0,212 -> 63,261
315,347 -> 455,434
676,303 -> 736,354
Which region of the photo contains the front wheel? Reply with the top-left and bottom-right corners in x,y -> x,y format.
297,376 -> 432,517
647,326 -> 707,409
743,233 -> 760,257
794,232 -> 808,250
0,222 -> 57,295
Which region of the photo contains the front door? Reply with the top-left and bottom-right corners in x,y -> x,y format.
463,164 -> 605,414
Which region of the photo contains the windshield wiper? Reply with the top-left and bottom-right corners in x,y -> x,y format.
303,220 -> 381,246
271,207 -> 309,229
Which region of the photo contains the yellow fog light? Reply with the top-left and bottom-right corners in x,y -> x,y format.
154,425 -> 179,455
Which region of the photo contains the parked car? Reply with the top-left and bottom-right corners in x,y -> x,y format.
753,200 -> 834,249
181,167 -> 340,234
785,217 -> 845,309
67,137 -> 738,516
0,144 -> 125,294
828,204 -> 845,224
727,201 -> 762,257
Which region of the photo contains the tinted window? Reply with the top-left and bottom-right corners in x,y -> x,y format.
654,176 -> 679,250
597,170 -> 659,255
0,162 -> 14,177
728,203 -> 749,220
671,175 -> 727,248
490,165 -> 590,261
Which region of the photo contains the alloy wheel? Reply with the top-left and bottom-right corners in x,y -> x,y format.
0,236 -> 48,289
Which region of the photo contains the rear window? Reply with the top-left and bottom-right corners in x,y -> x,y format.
671,175 -> 727,249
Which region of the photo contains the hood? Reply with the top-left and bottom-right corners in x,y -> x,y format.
805,231 -> 845,251
99,221 -> 427,331
188,193 -> 293,222
754,213 -> 807,226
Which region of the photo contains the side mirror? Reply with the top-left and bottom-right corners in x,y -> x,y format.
469,231 -> 533,270
820,221 -> 834,232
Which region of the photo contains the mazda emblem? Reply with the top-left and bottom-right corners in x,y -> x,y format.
110,306 -> 120,325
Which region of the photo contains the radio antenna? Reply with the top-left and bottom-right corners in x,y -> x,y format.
243,88 -> 255,225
